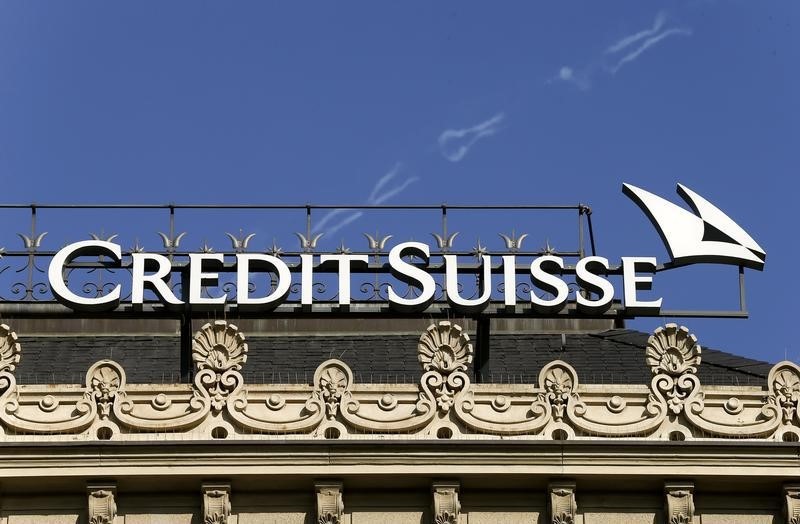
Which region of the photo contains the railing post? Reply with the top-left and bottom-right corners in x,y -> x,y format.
179,266 -> 193,383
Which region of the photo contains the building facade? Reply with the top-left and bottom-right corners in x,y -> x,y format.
0,317 -> 797,524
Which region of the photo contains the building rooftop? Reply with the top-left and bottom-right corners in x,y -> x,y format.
15,327 -> 773,386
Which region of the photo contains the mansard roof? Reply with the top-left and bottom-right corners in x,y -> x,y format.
14,328 -> 772,386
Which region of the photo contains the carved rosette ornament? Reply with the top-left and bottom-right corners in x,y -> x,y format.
548,481 -> 577,524
432,481 -> 460,524
202,483 -> 232,524
665,482 -> 694,524
646,324 -> 701,415
319,514 -> 341,524
316,481 -> 344,524
193,321 -> 248,412
433,513 -> 457,524
87,483 -> 117,524
418,322 -> 473,412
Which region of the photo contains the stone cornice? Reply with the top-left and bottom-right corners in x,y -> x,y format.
0,440 -> 796,480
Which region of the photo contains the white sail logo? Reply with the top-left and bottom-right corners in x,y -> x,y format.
623,183 -> 766,270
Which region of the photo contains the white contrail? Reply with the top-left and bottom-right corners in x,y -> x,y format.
312,208 -> 350,233
606,12 -> 667,54
550,11 -> 691,89
368,163 -> 402,203
324,211 -> 364,237
314,163 -> 418,236
438,113 -> 505,162
371,175 -> 419,205
609,27 -> 692,74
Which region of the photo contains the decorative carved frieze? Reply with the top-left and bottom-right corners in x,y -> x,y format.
202,482 -> 231,524
0,322 -> 796,443
664,482 -> 694,524
785,484 -> 800,524
548,481 -> 577,524
87,483 -> 117,524
432,481 -> 460,524
315,481 -> 344,524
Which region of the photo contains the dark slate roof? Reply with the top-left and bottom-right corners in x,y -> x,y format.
14,329 -> 773,387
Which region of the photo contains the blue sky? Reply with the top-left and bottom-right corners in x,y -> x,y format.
0,2 -> 797,363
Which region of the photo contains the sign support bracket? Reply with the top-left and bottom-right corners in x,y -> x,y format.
474,316 -> 490,384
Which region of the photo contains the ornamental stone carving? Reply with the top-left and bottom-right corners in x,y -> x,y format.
646,324 -> 701,377
314,360 -> 352,420
316,481 -> 344,524
540,363 -> 579,422
87,483 -> 117,524
202,483 -> 231,524
193,321 -> 247,412
0,324 -> 20,400
665,482 -> 694,524
193,320 -> 248,373
0,324 -> 21,374
646,324 -> 701,416
548,481 -> 577,524
0,322 -> 797,443
769,362 -> 800,425
418,321 -> 473,374
87,360 -> 125,419
418,322 -> 472,412
785,484 -> 800,524
432,481 -> 460,524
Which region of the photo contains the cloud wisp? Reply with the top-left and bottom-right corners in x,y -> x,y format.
550,11 -> 691,89
313,163 -> 419,237
438,112 -> 505,162
606,12 -> 692,74
606,11 -> 669,54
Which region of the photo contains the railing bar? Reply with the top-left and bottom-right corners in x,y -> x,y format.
0,204 -> 583,210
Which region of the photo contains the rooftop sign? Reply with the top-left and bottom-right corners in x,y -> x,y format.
28,183 -> 762,318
